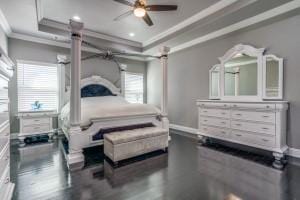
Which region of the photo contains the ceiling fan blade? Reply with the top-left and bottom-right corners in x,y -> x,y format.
114,10 -> 133,21
146,5 -> 178,11
113,0 -> 134,7
142,13 -> 153,26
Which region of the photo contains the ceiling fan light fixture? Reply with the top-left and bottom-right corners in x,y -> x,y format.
134,7 -> 146,17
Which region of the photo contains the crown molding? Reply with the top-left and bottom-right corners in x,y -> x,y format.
9,32 -> 146,61
169,0 -> 300,55
36,0 -> 43,22
0,8 -> 12,35
143,0 -> 239,47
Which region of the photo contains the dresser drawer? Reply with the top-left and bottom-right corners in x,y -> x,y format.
199,108 -> 230,118
0,123 -> 9,138
231,120 -> 275,135
231,110 -> 275,124
231,130 -> 275,148
0,165 -> 10,198
0,89 -> 8,100
23,124 -> 51,134
200,125 -> 230,138
198,102 -> 230,108
23,117 -> 50,126
0,102 -> 8,113
0,144 -> 9,176
200,117 -> 230,128
231,103 -> 275,110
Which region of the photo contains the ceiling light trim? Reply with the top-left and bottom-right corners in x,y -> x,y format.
169,0 -> 300,55
142,0 -> 239,47
0,8 -> 12,35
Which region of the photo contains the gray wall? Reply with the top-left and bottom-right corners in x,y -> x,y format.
147,14 -> 300,149
0,26 -> 7,54
8,38 -> 147,133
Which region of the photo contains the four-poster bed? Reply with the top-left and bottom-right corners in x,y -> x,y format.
62,20 -> 170,170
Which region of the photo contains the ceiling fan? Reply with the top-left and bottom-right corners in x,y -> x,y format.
113,0 -> 178,26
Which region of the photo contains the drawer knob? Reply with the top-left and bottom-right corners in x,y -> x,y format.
235,124 -> 241,126
203,120 -> 208,122
221,112 -> 226,115
223,104 -> 227,107
235,134 -> 242,137
4,177 -> 9,184
262,115 -> 269,118
203,111 -> 208,113
266,106 -> 270,108
235,113 -> 242,116
221,131 -> 226,134
233,105 -> 237,107
262,139 -> 269,142
262,127 -> 269,130
221,122 -> 226,124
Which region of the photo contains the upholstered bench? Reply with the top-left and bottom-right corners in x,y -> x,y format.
104,127 -> 168,164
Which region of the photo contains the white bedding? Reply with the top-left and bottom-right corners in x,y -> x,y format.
60,96 -> 160,127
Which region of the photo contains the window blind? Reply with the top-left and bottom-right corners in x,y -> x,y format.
125,72 -> 144,104
17,61 -> 59,112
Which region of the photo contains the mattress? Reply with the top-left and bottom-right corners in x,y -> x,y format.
60,96 -> 160,128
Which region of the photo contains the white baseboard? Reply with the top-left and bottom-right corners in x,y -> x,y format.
169,124 -> 198,134
169,124 -> 200,139
289,148 -> 300,159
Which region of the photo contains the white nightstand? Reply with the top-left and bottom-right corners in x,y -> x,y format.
17,110 -> 58,146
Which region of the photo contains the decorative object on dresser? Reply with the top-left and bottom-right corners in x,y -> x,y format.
198,44 -> 288,169
17,110 -> 57,147
0,46 -> 15,199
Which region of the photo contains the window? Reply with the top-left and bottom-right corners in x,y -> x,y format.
17,61 -> 59,112
125,72 -> 144,103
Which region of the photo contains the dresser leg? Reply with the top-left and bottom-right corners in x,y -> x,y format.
48,133 -> 54,142
200,136 -> 209,144
18,136 -> 26,147
272,152 -> 284,169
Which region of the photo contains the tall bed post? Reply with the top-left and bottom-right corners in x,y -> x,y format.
160,46 -> 170,137
68,19 -> 85,171
120,64 -> 127,97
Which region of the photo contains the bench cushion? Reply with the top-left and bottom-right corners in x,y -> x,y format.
104,127 -> 168,145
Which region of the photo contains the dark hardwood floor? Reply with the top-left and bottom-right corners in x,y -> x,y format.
10,132 -> 300,200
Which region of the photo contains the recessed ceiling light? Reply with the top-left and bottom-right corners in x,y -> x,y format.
129,33 -> 135,37
72,15 -> 81,21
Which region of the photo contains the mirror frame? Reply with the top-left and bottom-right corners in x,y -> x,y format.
263,54 -> 283,100
218,44 -> 265,101
209,64 -> 221,99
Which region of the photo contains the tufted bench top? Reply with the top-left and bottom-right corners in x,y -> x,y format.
104,127 -> 168,145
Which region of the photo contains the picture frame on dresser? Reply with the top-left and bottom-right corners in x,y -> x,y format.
200,44 -> 288,169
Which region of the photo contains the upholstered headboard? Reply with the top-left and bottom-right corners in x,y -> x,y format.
63,76 -> 121,104
80,75 -> 121,97
81,84 -> 115,97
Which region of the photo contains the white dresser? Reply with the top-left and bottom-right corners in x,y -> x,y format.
18,111 -> 57,146
0,48 -> 15,199
197,100 -> 288,168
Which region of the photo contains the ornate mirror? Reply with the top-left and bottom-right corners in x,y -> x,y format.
209,64 -> 220,99
263,55 -> 283,99
224,54 -> 258,97
219,44 -> 264,101
208,44 -> 283,101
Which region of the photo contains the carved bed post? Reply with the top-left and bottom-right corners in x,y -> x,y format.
120,64 -> 127,97
68,19 -> 85,171
160,46 -> 170,137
